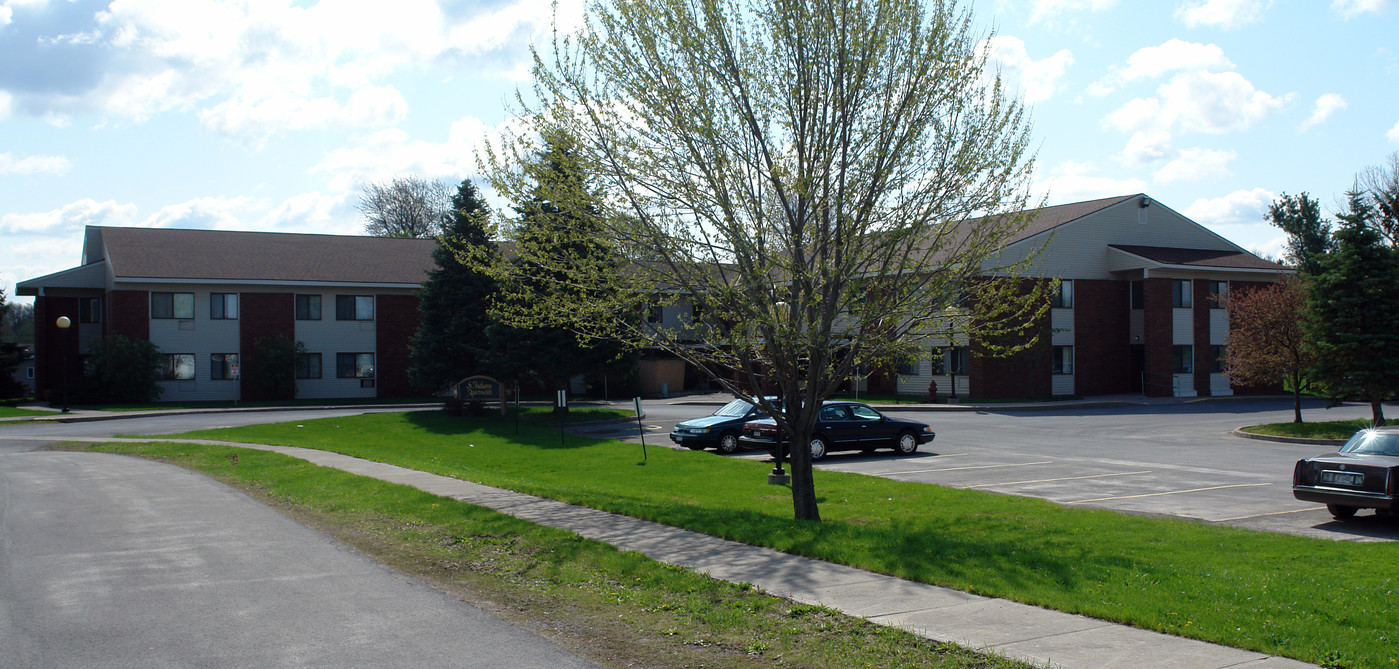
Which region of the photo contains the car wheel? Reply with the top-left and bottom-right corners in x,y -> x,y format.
894,431 -> 919,456
717,432 -> 741,455
809,436 -> 829,462
1327,504 -> 1358,520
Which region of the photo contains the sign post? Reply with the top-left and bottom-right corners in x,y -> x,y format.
633,397 -> 647,461
556,389 -> 567,446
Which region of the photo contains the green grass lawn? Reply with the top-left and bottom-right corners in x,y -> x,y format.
1239,419 -> 1369,441
0,406 -> 55,418
155,411 -> 1395,668
77,396 -> 442,412
76,439 -> 1029,669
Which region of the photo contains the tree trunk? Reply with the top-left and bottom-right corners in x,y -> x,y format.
1292,381 -> 1303,424
1371,398 -> 1386,426
787,424 -> 821,522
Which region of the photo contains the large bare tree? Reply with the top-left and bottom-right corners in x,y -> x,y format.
358,176 -> 452,238
479,0 -> 1049,521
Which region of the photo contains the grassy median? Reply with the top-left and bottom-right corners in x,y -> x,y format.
76,438 -> 1026,669
1239,418 -> 1369,441
150,410 -> 1394,668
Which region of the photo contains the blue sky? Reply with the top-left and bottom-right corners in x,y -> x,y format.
2,0 -> 1397,304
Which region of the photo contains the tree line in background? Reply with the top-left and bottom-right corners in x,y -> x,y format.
1228,153 -> 1399,425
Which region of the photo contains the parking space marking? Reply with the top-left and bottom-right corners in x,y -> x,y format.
1067,483 -> 1271,504
965,470 -> 1151,489
1213,506 -> 1326,522
876,460 -> 1054,476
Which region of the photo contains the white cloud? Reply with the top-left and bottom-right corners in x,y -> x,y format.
982,36 -> 1074,105
1298,93 -> 1347,131
312,115 -> 497,193
1183,188 -> 1276,226
1389,119 -> 1399,144
1118,130 -> 1173,167
0,91 -> 11,120
0,199 -> 138,235
139,196 -> 266,230
1153,148 -> 1236,183
1091,39 -> 1231,95
1106,70 -> 1289,137
1332,0 -> 1392,18
0,152 -> 71,176
262,190 -> 355,235
1029,0 -> 1117,23
1175,0 -> 1271,29
1034,162 -> 1147,204
0,5 -> 10,26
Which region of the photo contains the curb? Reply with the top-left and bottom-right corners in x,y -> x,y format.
6,403 -> 443,424
1230,428 -> 1346,447
668,399 -> 1146,413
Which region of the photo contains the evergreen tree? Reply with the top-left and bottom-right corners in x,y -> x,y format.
0,289 -> 26,399
408,179 -> 500,393
1267,192 -> 1332,277
491,130 -> 632,405
1306,190 -> 1399,425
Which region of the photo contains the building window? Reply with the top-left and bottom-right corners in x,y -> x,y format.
929,348 -> 945,375
1208,281 -> 1228,308
295,294 -> 321,320
897,358 -> 919,375
1130,281 -> 1144,309
336,353 -> 375,379
152,292 -> 195,319
1171,280 -> 1192,308
1172,345 -> 1193,374
210,293 -> 239,320
1210,345 -> 1227,373
647,304 -> 663,324
944,347 -> 969,375
1052,346 -> 1074,375
335,295 -> 374,321
26,367 -> 35,379
79,297 -> 101,324
1051,280 -> 1073,308
296,352 -> 323,379
211,353 -> 240,380
157,353 -> 195,380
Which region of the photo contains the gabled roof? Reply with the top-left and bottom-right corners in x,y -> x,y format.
1108,244 -> 1286,271
959,194 -> 1140,246
93,226 -> 438,286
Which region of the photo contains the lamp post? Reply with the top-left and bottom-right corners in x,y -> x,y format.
55,316 -> 71,413
768,301 -> 790,485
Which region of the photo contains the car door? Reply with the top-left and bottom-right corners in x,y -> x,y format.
816,405 -> 860,448
847,404 -> 888,446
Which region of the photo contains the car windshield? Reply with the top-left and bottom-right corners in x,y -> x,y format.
713,400 -> 754,417
1339,430 -> 1399,456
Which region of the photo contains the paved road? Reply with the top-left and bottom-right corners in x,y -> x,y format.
578,396 -> 1399,542
0,411 -> 597,668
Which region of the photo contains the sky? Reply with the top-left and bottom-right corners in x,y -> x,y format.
2,0 -> 1397,305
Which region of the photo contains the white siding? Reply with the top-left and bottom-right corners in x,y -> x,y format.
984,200 -> 1247,280
1171,308 -> 1193,345
147,289 -> 242,402
1172,373 -> 1197,397
1209,308 -> 1228,345
1052,374 -> 1074,396
1050,308 -> 1074,346
1209,374 -> 1233,396
295,292 -> 377,399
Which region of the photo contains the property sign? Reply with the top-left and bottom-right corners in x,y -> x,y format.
454,375 -> 508,415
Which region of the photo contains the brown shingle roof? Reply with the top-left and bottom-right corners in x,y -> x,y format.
964,194 -> 1140,245
1109,244 -> 1285,271
96,226 -> 438,285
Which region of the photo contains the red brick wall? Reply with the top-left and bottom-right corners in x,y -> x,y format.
106,290 -> 149,341
375,294 -> 421,398
33,296 -> 81,402
969,279 -> 1052,400
1193,279 -> 1212,395
1074,280 -> 1131,395
1142,278 -> 1175,397
239,293 -> 295,401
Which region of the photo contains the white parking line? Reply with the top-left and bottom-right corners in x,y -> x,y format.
876,460 -> 1054,476
964,470 -> 1151,489
1213,506 -> 1326,522
1067,483 -> 1271,504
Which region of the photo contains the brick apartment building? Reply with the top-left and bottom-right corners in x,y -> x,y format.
19,194 -> 1284,402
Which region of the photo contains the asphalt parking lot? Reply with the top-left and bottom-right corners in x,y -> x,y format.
578,396 -> 1398,542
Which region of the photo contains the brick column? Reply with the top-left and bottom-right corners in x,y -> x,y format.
106,290 -> 150,341
33,296 -> 81,403
239,293 -> 295,401
1073,280 -> 1131,395
968,279 -> 1052,400
1142,278 -> 1174,397
375,294 -> 421,398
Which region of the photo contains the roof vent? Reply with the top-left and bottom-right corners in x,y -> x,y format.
1139,196 -> 1152,208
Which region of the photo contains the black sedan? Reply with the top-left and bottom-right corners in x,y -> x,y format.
738,401 -> 934,461
670,398 -> 771,454
1293,427 -> 1399,520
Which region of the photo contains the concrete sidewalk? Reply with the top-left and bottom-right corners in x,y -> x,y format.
77,436 -> 1312,669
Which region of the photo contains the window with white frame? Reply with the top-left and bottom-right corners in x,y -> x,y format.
1210,345 -> 1227,373
1171,280 -> 1192,308
152,292 -> 195,319
211,353 -> 239,380
335,295 -> 374,321
1173,345 -> 1193,374
944,347 -> 969,375
336,352 -> 375,378
79,297 -> 101,323
157,353 -> 195,380
1052,346 -> 1074,374
897,358 -> 919,375
210,293 -> 239,320
1208,281 -> 1228,309
296,294 -> 322,320
296,352 -> 322,379
1051,280 -> 1073,308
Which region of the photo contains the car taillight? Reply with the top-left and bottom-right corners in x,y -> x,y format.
1388,470 -> 1396,497
1293,460 -> 1305,486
